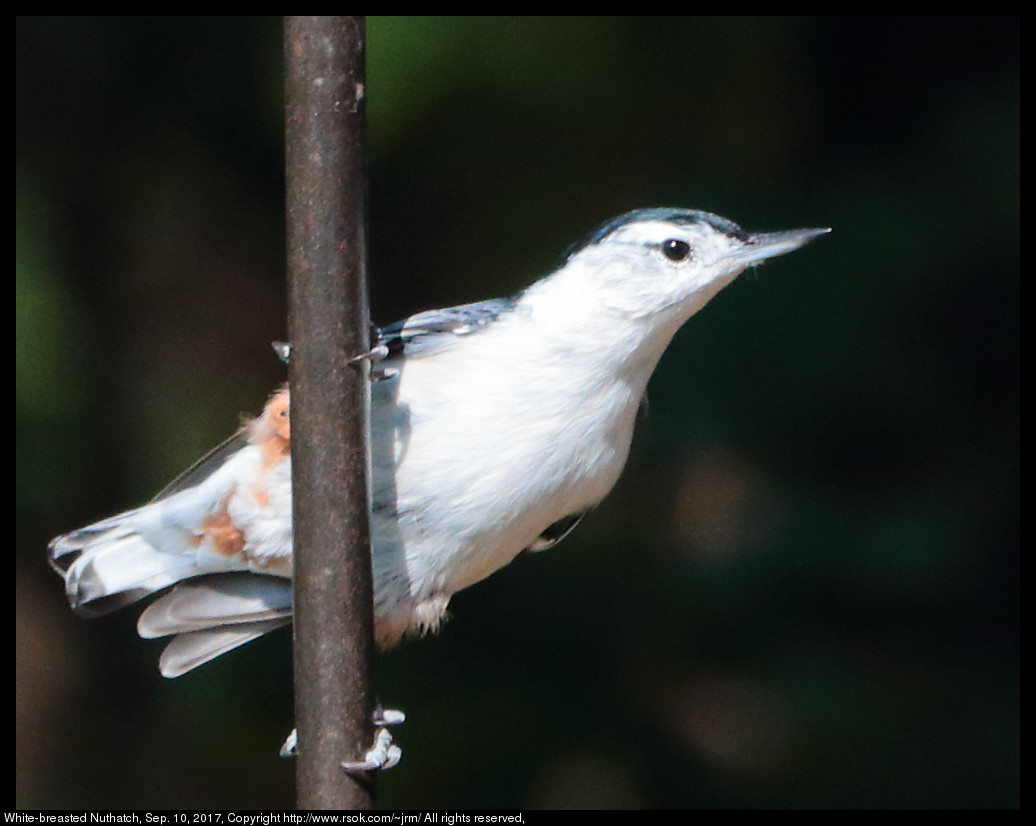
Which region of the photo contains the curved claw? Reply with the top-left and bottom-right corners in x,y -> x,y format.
348,344 -> 390,365
271,341 -> 291,363
374,707 -> 405,727
279,728 -> 298,758
341,728 -> 402,773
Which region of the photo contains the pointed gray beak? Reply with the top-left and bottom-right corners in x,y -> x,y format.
730,226 -> 831,266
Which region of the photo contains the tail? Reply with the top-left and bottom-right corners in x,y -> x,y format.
49,496 -> 295,676
49,398 -> 296,677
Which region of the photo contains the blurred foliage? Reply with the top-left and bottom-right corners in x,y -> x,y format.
17,16 -> 1018,810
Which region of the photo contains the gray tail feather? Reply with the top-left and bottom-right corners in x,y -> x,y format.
138,573 -> 294,677
49,523 -> 201,616
48,495 -> 261,619
157,619 -> 292,677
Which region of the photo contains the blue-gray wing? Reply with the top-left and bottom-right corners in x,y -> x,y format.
376,297 -> 518,358
273,297 -> 519,374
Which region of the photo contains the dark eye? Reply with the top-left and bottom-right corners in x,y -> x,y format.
662,238 -> 691,262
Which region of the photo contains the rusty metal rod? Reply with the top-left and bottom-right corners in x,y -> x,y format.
284,15 -> 376,810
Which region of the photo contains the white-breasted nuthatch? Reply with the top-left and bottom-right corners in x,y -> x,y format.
49,208 -> 828,765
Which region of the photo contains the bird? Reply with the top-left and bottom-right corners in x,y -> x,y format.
49,208 -> 827,764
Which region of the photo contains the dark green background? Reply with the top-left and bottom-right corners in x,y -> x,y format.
17,17 -> 1018,809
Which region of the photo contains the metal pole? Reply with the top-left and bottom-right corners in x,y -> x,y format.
284,16 -> 376,810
